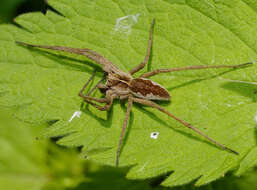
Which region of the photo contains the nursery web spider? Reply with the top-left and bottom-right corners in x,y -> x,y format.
17,19 -> 252,166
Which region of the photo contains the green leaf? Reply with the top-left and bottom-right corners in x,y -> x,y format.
0,109 -> 48,190
0,108 -> 85,190
0,0 -> 257,187
67,167 -> 257,190
0,0 -> 26,23
208,170 -> 257,190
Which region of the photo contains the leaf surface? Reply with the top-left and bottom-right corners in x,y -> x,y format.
0,0 -> 256,186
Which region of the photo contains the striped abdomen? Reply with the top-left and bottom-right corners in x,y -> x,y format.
129,78 -> 170,100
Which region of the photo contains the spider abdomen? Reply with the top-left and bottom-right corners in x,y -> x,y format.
129,78 -> 170,100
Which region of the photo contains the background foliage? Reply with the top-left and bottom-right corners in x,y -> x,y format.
0,0 -> 256,189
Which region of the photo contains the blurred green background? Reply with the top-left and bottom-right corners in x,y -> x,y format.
0,0 -> 46,23
0,0 -> 257,189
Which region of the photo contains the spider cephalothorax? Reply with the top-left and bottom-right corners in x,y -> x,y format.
16,19 -> 252,166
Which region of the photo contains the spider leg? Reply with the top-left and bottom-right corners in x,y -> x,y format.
79,89 -> 114,111
116,96 -> 133,166
79,71 -> 111,111
86,73 -> 106,96
78,69 -> 97,96
129,19 -> 155,75
132,97 -> 239,155
140,62 -> 253,78
79,95 -> 108,103
82,99 -> 112,111
16,41 -> 113,68
80,90 -> 114,111
79,70 -> 107,101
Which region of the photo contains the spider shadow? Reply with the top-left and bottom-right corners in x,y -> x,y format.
78,71 -> 113,128
221,82 -> 257,102
146,42 -> 154,72
220,82 -> 257,146
20,45 -> 103,75
79,99 -> 135,158
79,100 -> 114,129
133,103 -> 233,153
118,100 -> 135,154
158,68 -> 255,152
166,68 -> 248,92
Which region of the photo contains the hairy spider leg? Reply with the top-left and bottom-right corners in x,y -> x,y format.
140,62 -> 253,78
86,73 -> 107,96
132,97 -> 239,155
82,98 -> 112,111
129,19 -> 155,75
16,41 -> 114,69
116,95 -> 134,166
79,71 -> 111,111
78,69 -> 97,96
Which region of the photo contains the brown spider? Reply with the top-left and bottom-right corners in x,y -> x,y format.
16,19 -> 252,166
